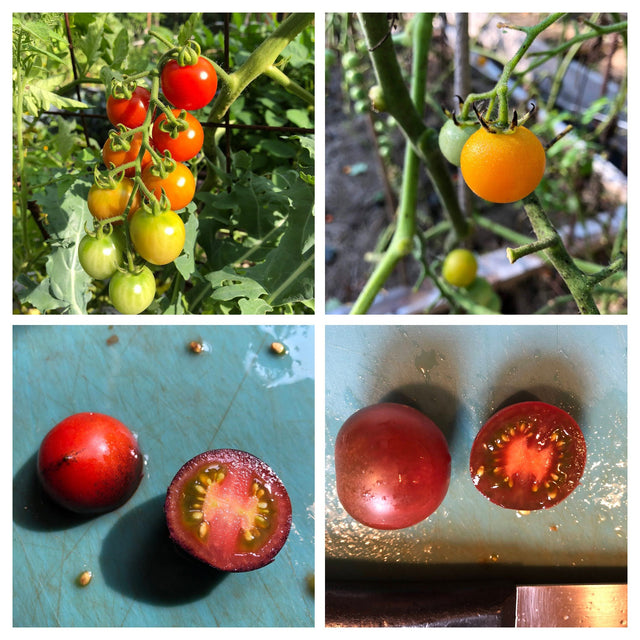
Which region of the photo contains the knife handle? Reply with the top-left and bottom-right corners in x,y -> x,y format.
325,580 -> 516,627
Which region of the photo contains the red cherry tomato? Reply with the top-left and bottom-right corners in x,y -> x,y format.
152,109 -> 204,162
37,412 -> 144,514
469,401 -> 587,510
141,162 -> 196,211
334,403 -> 451,529
106,85 -> 151,129
161,56 -> 218,111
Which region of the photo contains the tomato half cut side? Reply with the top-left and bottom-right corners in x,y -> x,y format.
165,449 -> 292,572
334,403 -> 451,530
469,401 -> 587,510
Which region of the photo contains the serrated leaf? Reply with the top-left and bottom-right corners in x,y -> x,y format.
22,83 -> 89,116
174,210 -> 199,279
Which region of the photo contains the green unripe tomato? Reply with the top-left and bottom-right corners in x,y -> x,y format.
442,248 -> 477,287
438,119 -> 480,167
368,85 -> 387,112
78,229 -> 125,280
349,85 -> 367,102
342,51 -> 360,70
345,68 -> 364,85
109,266 -> 156,315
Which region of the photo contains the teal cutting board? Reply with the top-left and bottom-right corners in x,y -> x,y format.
13,324 -> 314,627
325,325 -> 627,583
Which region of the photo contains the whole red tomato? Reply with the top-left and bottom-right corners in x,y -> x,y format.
37,412 -> 144,514
335,403 -> 451,529
106,85 -> 151,129
152,109 -> 204,162
161,56 -> 218,111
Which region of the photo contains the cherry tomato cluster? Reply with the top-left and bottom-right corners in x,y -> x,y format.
335,400 -> 587,531
80,43 -> 218,314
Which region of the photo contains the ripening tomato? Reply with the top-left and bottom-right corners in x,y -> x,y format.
87,178 -> 140,221
152,110 -> 204,162
442,248 -> 477,287
109,266 -> 156,314
470,401 -> 587,510
335,403 -> 451,530
102,132 -> 151,177
460,126 -> 546,203
161,56 -> 218,111
106,85 -> 151,129
141,162 -> 196,211
129,207 -> 186,265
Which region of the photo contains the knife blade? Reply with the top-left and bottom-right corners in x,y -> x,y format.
516,584 -> 627,627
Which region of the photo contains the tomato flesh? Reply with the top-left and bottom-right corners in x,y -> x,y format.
334,403 -> 451,530
165,449 -> 291,572
37,412 -> 144,514
470,401 -> 587,510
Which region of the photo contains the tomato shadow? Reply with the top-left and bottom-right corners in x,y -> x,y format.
484,352 -> 588,429
100,494 -> 227,606
13,451 -> 98,532
378,384 -> 460,444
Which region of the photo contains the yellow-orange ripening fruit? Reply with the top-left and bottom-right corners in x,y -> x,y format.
460,126 -> 546,203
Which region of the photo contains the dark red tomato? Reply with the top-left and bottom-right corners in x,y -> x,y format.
161,57 -> 218,111
106,85 -> 151,129
37,412 -> 144,514
469,401 -> 587,510
152,109 -> 204,162
165,449 -> 292,572
334,403 -> 451,530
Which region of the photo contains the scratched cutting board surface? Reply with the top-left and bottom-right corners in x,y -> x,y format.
325,325 -> 627,583
13,324 -> 314,627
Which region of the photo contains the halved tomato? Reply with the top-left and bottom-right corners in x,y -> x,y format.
164,449 -> 292,572
469,401 -> 587,510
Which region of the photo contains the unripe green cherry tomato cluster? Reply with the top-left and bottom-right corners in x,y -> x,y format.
80,47 -> 218,314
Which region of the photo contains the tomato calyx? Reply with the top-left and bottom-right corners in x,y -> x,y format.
155,108 -> 193,139
471,101 -> 538,135
109,77 -> 142,101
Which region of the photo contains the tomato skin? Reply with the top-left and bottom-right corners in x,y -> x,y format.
442,248 -> 477,287
87,178 -> 140,221
460,126 -> 546,203
37,412 -> 144,514
106,86 -> 151,129
165,449 -> 292,572
438,119 -> 479,167
78,230 -> 125,279
152,110 -> 204,162
102,131 -> 152,177
109,266 -> 156,314
161,57 -> 218,111
335,403 -> 451,530
129,208 -> 186,265
141,162 -> 196,211
470,401 -> 587,510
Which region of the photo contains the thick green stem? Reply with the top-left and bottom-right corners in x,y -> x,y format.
350,14 -> 433,314
358,14 -> 468,236
514,193 -> 604,314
